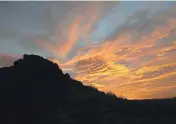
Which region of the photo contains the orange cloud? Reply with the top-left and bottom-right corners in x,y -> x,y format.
36,5 -> 176,99
36,6 -> 102,60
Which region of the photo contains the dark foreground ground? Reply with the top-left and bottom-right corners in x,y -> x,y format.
1,54 -> 176,124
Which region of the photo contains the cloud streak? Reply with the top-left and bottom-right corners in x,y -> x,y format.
36,4 -> 105,60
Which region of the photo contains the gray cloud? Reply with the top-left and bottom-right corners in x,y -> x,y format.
106,3 -> 176,43
0,1 -> 116,59
0,53 -> 20,67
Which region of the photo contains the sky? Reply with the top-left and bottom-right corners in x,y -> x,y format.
0,1 -> 176,99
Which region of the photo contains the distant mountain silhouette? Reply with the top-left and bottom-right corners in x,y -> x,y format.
0,54 -> 176,124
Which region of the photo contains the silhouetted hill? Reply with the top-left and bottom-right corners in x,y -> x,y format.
0,54 -> 176,124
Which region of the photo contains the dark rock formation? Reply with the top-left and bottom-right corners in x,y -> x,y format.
0,54 -> 176,124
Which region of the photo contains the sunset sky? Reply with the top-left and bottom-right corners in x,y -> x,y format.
0,1 -> 176,99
